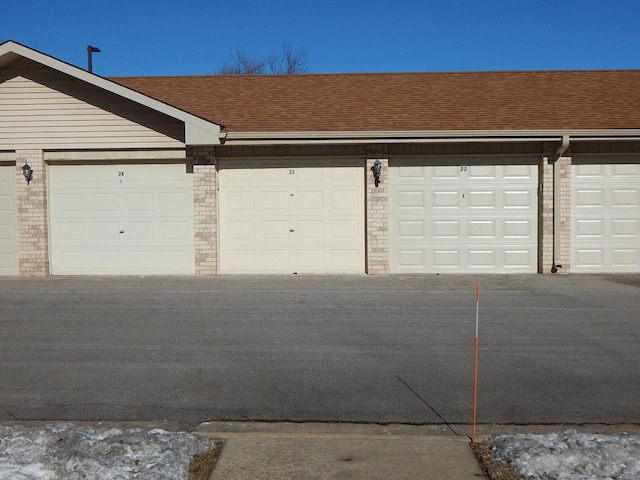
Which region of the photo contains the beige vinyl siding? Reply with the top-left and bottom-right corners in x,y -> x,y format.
0,59 -> 184,150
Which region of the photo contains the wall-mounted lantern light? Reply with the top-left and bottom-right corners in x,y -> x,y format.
22,163 -> 33,184
371,158 -> 382,187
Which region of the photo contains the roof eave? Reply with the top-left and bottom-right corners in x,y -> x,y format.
0,41 -> 222,146
221,129 -> 640,146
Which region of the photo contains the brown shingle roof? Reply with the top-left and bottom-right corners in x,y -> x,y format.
111,70 -> 640,133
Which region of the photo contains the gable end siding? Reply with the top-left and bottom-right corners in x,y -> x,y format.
0,59 -> 185,150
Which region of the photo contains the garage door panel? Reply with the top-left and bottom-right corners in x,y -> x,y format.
613,164 -> 640,177
504,165 -> 533,179
295,191 -> 324,211
613,189 -> 638,207
398,191 -> 425,209
0,196 -> 14,214
574,164 -> 604,179
398,220 -> 426,239
504,249 -> 534,268
126,221 -> 154,241
219,159 -> 364,274
575,189 -> 604,207
330,220 -> 360,240
468,191 -> 495,208
572,160 -> 640,272
504,220 -> 534,238
390,158 -> 538,273
434,250 -> 459,268
468,165 -> 496,179
262,191 -> 289,210
329,167 -> 361,183
433,191 -> 460,208
468,220 -> 496,238
612,249 -> 638,266
433,221 -> 458,239
296,249 -> 324,268
125,192 -> 154,212
433,166 -> 462,180
261,220 -> 289,240
158,191 -> 191,214
49,163 -> 194,275
296,220 -> 323,240
91,222 -> 120,241
0,224 -> 16,241
575,219 -> 603,238
225,249 -> 257,269
329,190 -> 359,210
504,190 -> 534,209
398,165 -> 428,181
469,250 -> 497,268
0,165 -> 18,275
613,219 -> 638,236
264,250 -> 289,268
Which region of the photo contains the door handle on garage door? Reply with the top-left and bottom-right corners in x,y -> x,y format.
119,230 -> 125,234
289,229 -> 295,232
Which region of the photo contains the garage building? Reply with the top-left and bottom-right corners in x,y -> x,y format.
1,40 -> 639,276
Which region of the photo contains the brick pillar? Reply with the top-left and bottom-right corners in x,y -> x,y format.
539,154 -> 554,273
191,147 -> 217,275
366,145 -> 389,274
16,149 -> 49,276
556,156 -> 572,273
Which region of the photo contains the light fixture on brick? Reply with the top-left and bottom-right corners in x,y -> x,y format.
22,163 -> 33,184
371,158 -> 381,187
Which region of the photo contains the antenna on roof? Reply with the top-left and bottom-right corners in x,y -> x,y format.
87,45 -> 101,73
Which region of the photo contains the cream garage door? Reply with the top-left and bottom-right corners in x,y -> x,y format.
49,163 -> 195,275
571,158 -> 640,272
219,159 -> 365,274
0,165 -> 18,275
390,158 -> 538,273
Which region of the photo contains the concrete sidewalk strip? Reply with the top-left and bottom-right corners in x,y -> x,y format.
197,423 -> 484,480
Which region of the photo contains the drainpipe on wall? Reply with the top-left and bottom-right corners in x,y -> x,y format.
552,134 -> 570,273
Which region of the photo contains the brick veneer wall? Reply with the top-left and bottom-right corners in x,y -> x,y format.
366,146 -> 389,274
540,154 -> 554,273
16,149 -> 49,276
191,147 -> 217,275
557,156 -> 572,272
540,148 -> 572,274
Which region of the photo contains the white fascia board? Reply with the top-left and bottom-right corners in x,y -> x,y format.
221,129 -> 640,145
0,41 -> 221,145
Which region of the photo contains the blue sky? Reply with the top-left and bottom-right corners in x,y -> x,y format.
3,0 -> 640,76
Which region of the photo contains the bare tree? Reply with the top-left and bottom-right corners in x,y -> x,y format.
218,43 -> 308,75
218,49 -> 266,75
267,43 -> 308,74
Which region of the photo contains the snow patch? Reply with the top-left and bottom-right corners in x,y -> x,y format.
0,424 -> 218,480
491,430 -> 640,480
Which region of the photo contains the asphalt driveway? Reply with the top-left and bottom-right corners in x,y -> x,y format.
1,274 -> 638,425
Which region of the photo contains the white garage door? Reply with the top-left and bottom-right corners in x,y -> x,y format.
219,159 -> 365,274
0,165 -> 18,275
390,158 -> 538,273
49,163 -> 194,275
571,158 -> 640,272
